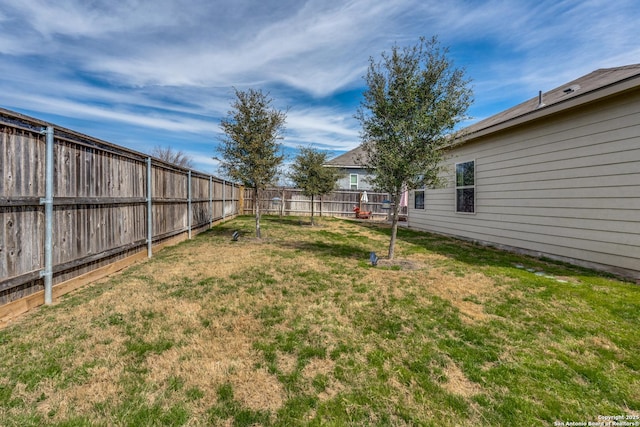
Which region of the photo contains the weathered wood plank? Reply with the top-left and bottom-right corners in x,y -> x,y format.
1,111 -> 240,307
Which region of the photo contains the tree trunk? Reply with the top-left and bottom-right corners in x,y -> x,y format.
254,187 -> 261,238
388,190 -> 401,260
310,194 -> 315,226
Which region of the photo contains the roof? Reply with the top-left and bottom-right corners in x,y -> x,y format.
324,146 -> 366,168
460,64 -> 640,140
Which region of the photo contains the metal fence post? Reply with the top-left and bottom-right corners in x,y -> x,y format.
188,170 -> 192,239
209,176 -> 213,228
146,157 -> 152,258
40,126 -> 54,304
222,180 -> 226,219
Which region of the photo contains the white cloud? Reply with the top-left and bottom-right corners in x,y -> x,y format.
2,0 -> 640,165
4,92 -> 215,134
58,0 -> 410,96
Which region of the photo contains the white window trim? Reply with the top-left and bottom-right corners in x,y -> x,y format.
350,174 -> 358,190
455,159 -> 476,214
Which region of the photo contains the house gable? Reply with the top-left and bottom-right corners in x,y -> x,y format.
324,146 -> 374,190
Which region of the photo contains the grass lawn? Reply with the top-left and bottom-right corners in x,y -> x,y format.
0,216 -> 638,426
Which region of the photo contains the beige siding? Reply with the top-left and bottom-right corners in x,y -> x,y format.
409,89 -> 640,279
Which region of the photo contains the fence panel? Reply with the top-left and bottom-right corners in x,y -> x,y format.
1,126 -> 46,300
243,187 -> 397,219
191,174 -> 211,231
0,108 -> 240,307
152,164 -> 192,242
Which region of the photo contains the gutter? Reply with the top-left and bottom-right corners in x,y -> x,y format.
456,72 -> 640,144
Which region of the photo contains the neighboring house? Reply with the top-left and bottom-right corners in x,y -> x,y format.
324,146 -> 374,190
408,64 -> 640,281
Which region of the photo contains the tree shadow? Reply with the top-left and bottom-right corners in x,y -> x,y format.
277,239 -> 371,261
349,220 -> 623,281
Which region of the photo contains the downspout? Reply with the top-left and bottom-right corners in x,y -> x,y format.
40,126 -> 54,304
146,157 -> 152,258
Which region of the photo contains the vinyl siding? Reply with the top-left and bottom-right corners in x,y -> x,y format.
334,168 -> 374,190
409,88 -> 640,279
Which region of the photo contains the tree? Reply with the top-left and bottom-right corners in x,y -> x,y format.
218,88 -> 286,238
355,36 -> 473,259
152,146 -> 194,169
289,147 -> 343,226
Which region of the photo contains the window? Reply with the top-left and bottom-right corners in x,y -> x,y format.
350,174 -> 358,190
414,190 -> 425,209
455,160 -> 475,213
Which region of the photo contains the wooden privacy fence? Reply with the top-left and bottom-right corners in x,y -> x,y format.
0,108 -> 240,312
243,188 -> 407,219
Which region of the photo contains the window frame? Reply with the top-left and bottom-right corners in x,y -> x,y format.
414,189 -> 425,210
455,160 -> 476,214
350,174 -> 358,190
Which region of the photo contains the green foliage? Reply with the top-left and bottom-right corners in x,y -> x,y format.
218,88 -> 286,237
289,146 -> 343,224
218,88 -> 286,189
289,147 -> 341,198
356,35 -> 473,193
356,35 -> 473,258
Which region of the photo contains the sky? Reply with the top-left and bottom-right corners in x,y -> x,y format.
1,0 -> 640,176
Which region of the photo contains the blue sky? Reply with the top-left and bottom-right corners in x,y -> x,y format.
1,0 -> 640,176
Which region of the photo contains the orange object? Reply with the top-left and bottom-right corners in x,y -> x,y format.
352,206 -> 371,219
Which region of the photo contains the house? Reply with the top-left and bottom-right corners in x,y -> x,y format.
408,64 -> 640,281
324,146 -> 374,190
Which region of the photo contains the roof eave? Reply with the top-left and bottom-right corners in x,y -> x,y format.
456,73 -> 640,144
324,166 -> 365,170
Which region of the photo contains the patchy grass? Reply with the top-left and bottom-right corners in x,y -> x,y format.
0,215 -> 638,426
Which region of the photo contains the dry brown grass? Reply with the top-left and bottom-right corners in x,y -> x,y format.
2,216 -> 637,426
442,358 -> 483,398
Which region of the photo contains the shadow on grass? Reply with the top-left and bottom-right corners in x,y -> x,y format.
350,220 -> 621,281
202,216 -> 372,262
277,240 -> 371,261
206,215 -> 622,281
205,215 -> 313,235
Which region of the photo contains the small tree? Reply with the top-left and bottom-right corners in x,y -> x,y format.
218,88 -> 286,238
289,147 -> 343,225
356,36 -> 473,259
152,146 -> 194,169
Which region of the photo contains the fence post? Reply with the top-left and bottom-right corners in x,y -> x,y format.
188,170 -> 192,239
222,180 -> 226,219
209,176 -> 213,228
146,157 -> 152,258
280,187 -> 287,216
40,126 -> 54,305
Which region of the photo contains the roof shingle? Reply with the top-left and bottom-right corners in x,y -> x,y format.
462,64 -> 640,136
